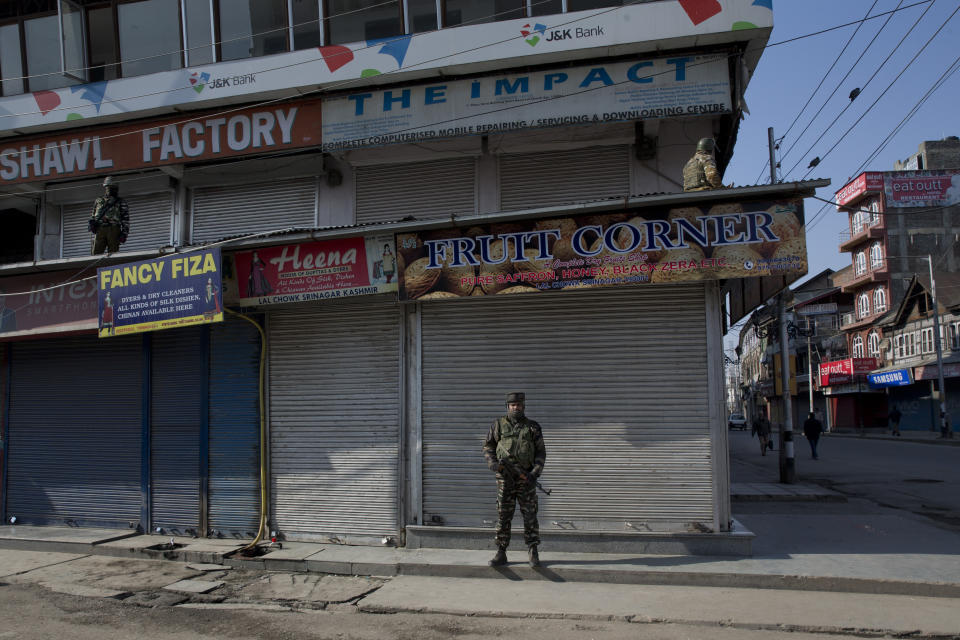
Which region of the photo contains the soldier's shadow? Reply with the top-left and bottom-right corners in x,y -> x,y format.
491,565 -> 565,582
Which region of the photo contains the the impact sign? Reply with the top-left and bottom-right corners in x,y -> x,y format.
97,248 -> 223,338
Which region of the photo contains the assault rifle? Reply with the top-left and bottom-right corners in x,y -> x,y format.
499,457 -> 552,495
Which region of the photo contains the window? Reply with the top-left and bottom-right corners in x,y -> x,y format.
853,335 -> 864,358
858,292 -> 870,319
87,5 -> 120,81
119,0 -> 182,77
532,0 -> 564,16
855,252 -> 866,276
0,23 -> 24,95
444,0 -> 523,28
894,335 -> 904,359
569,0 -> 625,9
407,0 -> 438,32
291,0 -> 321,49
184,0 -> 215,65
874,287 -> 887,314
870,242 -> 883,269
905,332 -> 916,357
869,200 -> 881,224
327,0 -> 401,45
868,332 -> 880,358
220,0 -> 288,60
952,321 -> 960,350
852,210 -> 864,234
921,327 -> 934,354
25,14 -> 77,91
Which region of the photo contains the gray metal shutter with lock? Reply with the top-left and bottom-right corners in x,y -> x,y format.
356,158 -> 476,224
6,335 -> 143,528
191,177 -> 317,243
419,285 -> 712,532
269,298 -> 401,541
61,191 -> 173,258
500,146 -> 630,210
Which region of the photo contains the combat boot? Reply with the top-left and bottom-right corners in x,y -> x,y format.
489,546 -> 507,566
528,545 -> 540,568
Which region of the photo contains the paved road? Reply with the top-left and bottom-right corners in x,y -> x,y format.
729,429 -> 960,530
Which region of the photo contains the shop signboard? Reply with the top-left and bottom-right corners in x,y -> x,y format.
867,369 -> 912,388
96,248 -> 223,337
0,99 -> 323,185
226,234 -> 397,306
835,172 -> 883,208
883,170 -> 960,208
0,270 -> 98,339
797,302 -> 837,315
914,363 -> 960,380
396,197 -> 807,301
322,54 -> 731,151
819,357 -> 877,387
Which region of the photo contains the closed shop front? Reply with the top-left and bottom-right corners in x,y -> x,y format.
190,177 -> 317,243
268,297 -> 402,542
355,158 -> 476,224
418,285 -> 714,533
5,335 -> 144,528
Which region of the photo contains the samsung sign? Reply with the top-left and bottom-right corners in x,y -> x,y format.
867,369 -> 912,388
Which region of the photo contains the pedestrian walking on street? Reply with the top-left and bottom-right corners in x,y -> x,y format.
753,415 -> 772,456
803,412 -> 824,460
482,392 -> 546,568
887,405 -> 902,437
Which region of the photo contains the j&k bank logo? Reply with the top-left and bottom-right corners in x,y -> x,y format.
189,71 -> 210,94
520,22 -> 605,47
520,23 -> 546,46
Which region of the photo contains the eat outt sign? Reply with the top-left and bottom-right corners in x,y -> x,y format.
0,98 -> 322,185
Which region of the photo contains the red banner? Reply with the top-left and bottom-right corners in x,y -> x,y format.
835,172 -> 883,207
227,234 -> 397,306
819,357 -> 877,387
0,271 -> 98,339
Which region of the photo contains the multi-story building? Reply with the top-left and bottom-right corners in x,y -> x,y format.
0,1 -> 820,552
831,136 -> 960,432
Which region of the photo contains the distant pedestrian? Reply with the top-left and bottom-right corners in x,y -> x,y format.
803,412 -> 824,460
754,415 -> 772,456
887,405 -> 902,437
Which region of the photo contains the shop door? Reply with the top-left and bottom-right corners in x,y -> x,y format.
208,317 -> 262,537
6,335 -> 143,528
149,328 -> 204,534
269,298 -> 401,542
419,285 -> 713,532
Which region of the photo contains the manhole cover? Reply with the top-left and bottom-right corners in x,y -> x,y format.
903,478 -> 943,483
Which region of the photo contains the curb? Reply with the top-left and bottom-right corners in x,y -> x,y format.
4,537 -> 959,599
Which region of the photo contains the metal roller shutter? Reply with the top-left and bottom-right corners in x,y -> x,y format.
191,177 -> 317,243
208,317 -> 262,537
6,335 -> 143,528
150,328 -> 203,533
355,158 -> 476,224
269,298 -> 401,541
499,146 -> 630,210
61,192 -> 174,258
419,285 -> 712,532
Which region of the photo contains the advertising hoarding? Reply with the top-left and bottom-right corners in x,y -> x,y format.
396,198 -> 807,301
321,54 -> 732,151
0,271 -> 98,339
914,363 -> 960,380
819,357 -> 877,387
834,172 -> 883,208
883,170 -> 960,208
866,369 -> 912,388
227,235 -> 397,306
97,248 -> 223,337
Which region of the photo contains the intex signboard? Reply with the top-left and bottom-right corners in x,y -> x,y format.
226,234 -> 398,306
0,271 -> 98,340
97,248 -> 223,337
819,357 -> 877,387
396,198 -> 807,301
321,54 -> 731,150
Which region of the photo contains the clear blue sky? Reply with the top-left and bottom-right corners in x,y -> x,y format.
723,0 -> 958,341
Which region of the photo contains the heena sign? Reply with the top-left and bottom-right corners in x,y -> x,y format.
0,98 -> 323,185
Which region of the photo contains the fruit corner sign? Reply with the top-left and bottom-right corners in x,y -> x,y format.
395,198 -> 808,301
97,248 -> 223,337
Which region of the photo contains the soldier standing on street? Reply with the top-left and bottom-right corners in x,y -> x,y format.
483,392 -> 546,568
682,138 -> 723,192
89,176 -> 130,254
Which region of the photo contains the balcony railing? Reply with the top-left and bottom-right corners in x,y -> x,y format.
841,258 -> 889,292
839,216 -> 884,250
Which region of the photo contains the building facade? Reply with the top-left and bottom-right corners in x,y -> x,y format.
1,1 -> 816,551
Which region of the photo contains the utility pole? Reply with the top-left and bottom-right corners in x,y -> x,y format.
768,127 -> 777,184
807,317 -> 814,414
778,295 -> 796,483
928,256 -> 952,438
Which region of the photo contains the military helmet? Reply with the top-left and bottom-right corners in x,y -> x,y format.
102,176 -> 115,187
696,138 -> 716,153
505,392 -> 525,404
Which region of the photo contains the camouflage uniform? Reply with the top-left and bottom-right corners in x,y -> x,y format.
89,179 -> 130,254
482,407 -> 547,549
682,138 -> 723,192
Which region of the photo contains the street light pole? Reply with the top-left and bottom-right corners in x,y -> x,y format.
927,256 -> 952,438
778,295 -> 796,483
